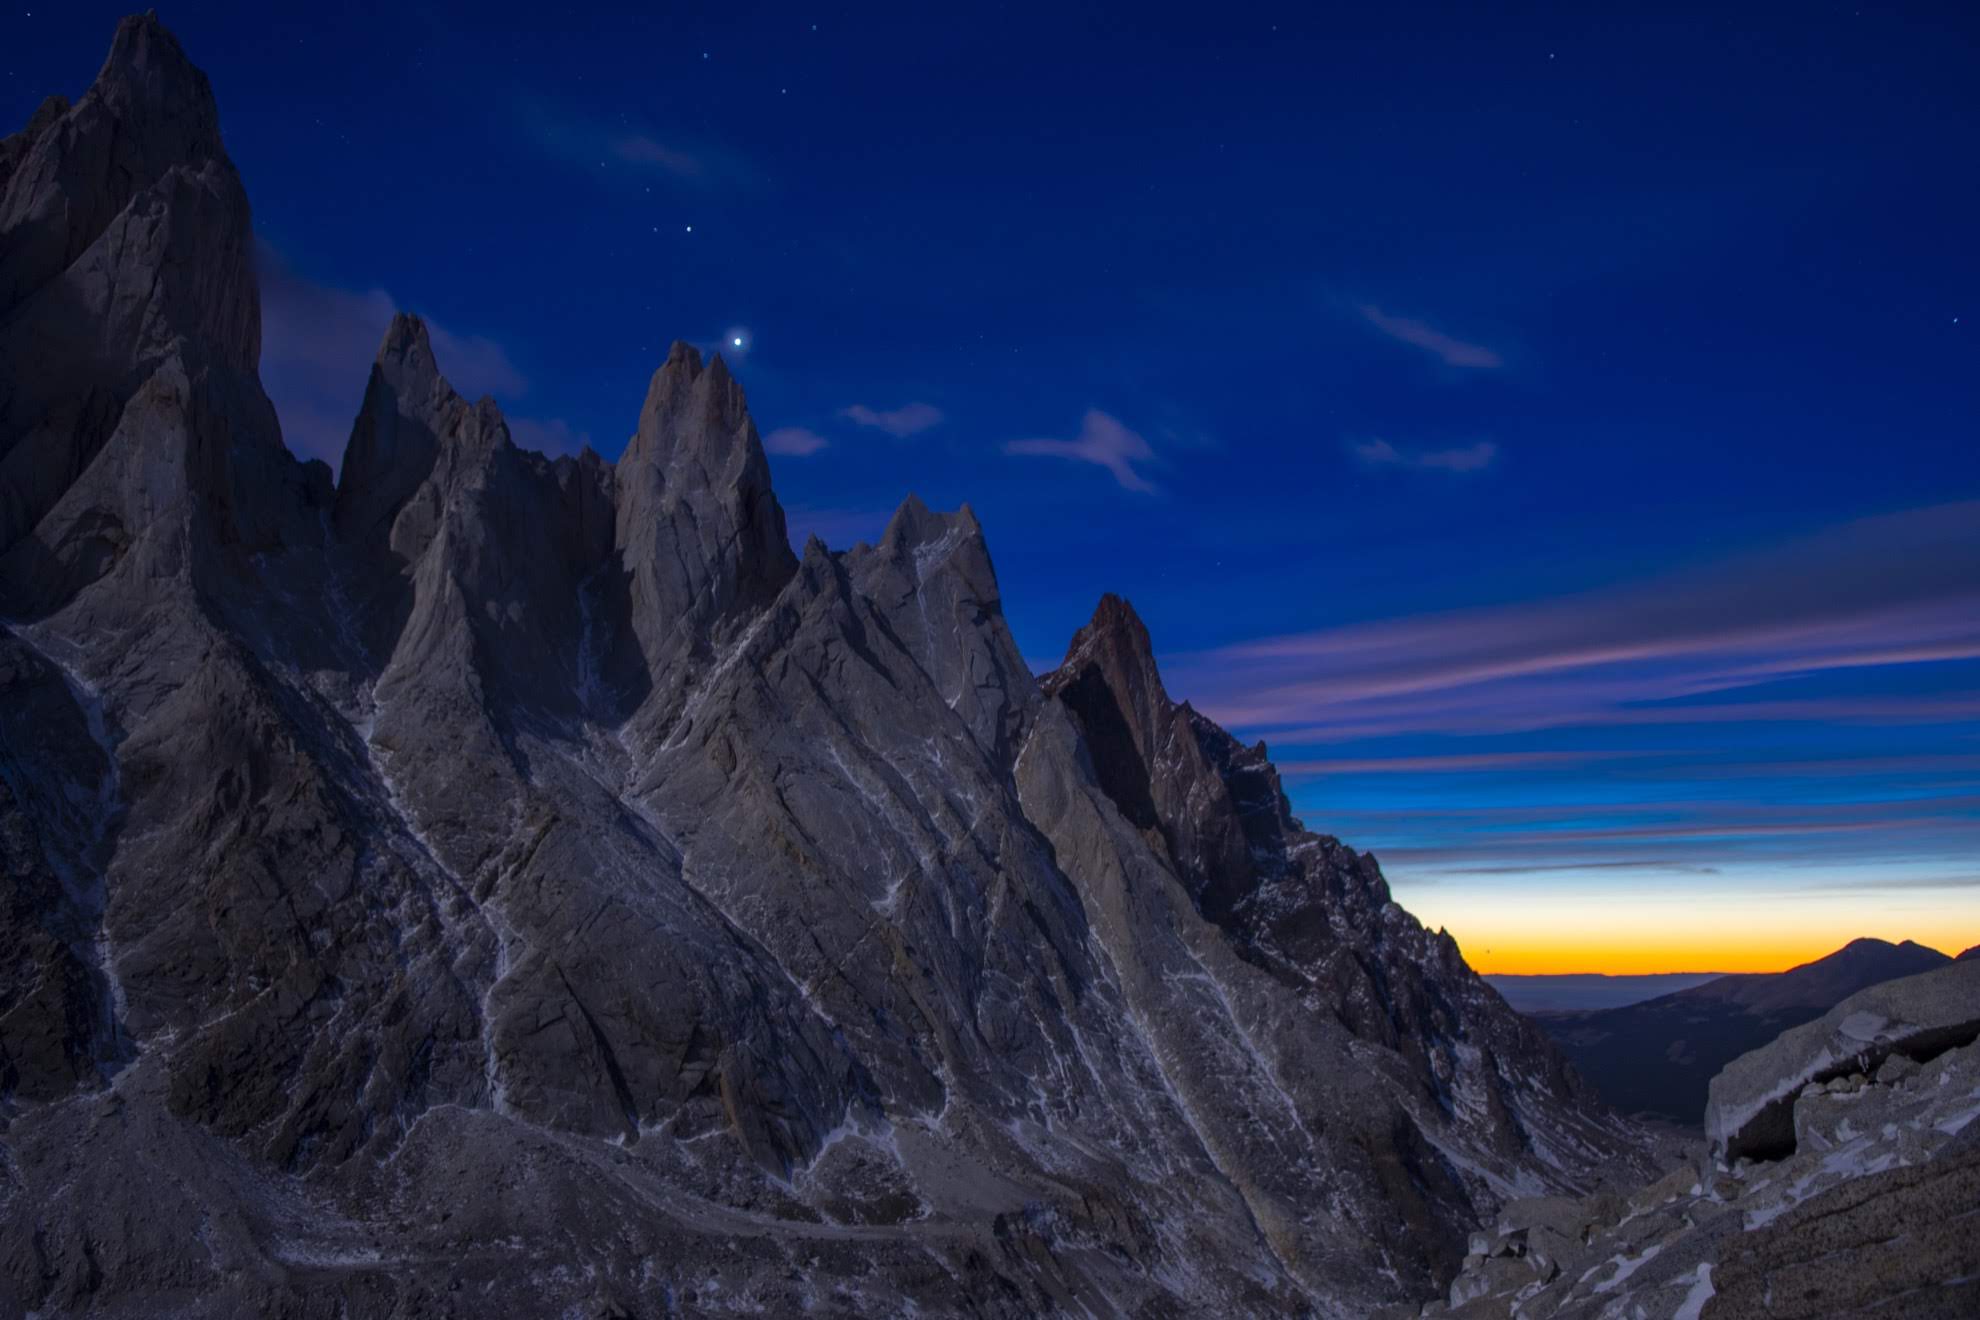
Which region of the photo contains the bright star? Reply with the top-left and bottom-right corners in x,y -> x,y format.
732,337 -> 743,347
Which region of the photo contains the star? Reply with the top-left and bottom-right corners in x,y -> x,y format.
685,225 -> 693,233
732,336 -> 743,347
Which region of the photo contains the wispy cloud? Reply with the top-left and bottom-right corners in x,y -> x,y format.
607,134 -> 704,177
1358,304 -> 1504,368
1005,409 -> 1160,493
1436,861 -> 1724,877
840,402 -> 944,438
764,426 -> 829,456
1355,794 -> 1980,875
1166,502 -> 1980,740
1277,750 -> 1646,776
1353,438 -> 1500,473
1249,696 -> 1980,745
522,105 -> 759,191
257,248 -> 528,469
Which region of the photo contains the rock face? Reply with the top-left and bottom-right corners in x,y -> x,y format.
1706,959 -> 1980,1164
1535,937 -> 1952,1127
0,16 -> 1659,1317
1428,962 -> 1980,1319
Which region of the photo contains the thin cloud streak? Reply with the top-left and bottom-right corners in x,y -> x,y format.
1432,861 -> 1724,877
1354,438 -> 1500,473
1005,409 -> 1160,493
1246,695 -> 1980,745
521,104 -> 762,191
764,426 -> 829,456
1278,750 -> 1648,776
608,134 -> 703,177
1358,304 -> 1504,368
1170,502 -> 1980,739
841,402 -> 944,437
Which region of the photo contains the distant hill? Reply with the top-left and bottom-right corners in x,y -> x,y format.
1961,945 -> 1979,961
1485,972 -> 1727,1014
1531,938 -> 1953,1126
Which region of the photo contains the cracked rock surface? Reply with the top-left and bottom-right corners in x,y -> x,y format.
1424,962 -> 1980,1319
1,15 -> 1663,1317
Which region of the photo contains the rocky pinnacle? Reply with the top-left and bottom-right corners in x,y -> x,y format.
0,15 -> 1660,1318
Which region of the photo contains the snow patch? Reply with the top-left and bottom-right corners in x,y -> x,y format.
1673,1262 -> 1715,1320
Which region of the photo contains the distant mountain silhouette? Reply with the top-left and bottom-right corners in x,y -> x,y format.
1531,939 -> 1953,1126
1961,945 -> 1979,962
1485,972 -> 1727,1014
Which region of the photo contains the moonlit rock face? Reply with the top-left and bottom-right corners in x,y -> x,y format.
0,15 -> 1662,1319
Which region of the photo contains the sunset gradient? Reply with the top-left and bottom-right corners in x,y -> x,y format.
1168,503 -> 1980,976
19,0 -> 1972,980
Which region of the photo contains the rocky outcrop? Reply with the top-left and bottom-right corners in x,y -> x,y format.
0,16 -> 1662,1317
1537,937 -> 1955,1127
1426,963 -> 1980,1319
0,12 -> 311,620
1706,959 -> 1980,1163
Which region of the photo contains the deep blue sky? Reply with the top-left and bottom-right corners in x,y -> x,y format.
8,2 -> 1978,968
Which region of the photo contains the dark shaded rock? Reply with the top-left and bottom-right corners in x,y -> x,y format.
1535,936 -> 1954,1128
0,15 -> 1666,1318
1707,959 -> 1980,1164
1706,1140 -> 1980,1318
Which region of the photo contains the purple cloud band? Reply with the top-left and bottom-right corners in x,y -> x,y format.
1167,502 -> 1980,740
1358,304 -> 1504,368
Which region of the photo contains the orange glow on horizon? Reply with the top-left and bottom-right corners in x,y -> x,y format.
1395,885 -> 1980,977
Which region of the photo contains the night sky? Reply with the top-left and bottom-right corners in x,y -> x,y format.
8,2 -> 1978,971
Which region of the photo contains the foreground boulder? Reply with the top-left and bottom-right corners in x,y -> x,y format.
1424,962 -> 1980,1318
1706,959 -> 1980,1164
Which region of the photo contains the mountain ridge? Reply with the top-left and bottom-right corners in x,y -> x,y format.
1531,937 -> 1953,1127
0,15 -> 1660,1316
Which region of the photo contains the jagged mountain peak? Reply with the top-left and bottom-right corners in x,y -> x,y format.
90,10 -> 223,145
374,309 -> 440,381
0,8 -> 279,611
877,491 -> 986,554
0,16 -> 1668,1316
612,339 -> 794,676
0,7 -> 230,314
1053,591 -> 1162,692
331,309 -> 503,550
626,338 -> 754,470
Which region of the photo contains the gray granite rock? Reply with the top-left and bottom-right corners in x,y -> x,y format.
1706,959 -> 1980,1163
0,13 -> 1667,1318
1435,977 -> 1980,1320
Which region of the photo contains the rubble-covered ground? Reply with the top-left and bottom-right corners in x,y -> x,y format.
1417,962 -> 1980,1319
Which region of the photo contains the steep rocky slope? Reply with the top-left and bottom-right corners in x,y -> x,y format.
0,16 -> 1657,1316
1428,960 -> 1980,1318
